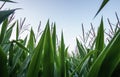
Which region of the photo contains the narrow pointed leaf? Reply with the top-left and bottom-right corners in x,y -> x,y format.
0,9 -> 15,24
52,23 -> 56,59
76,38 -> 86,58
94,0 -> 109,17
0,0 -> 16,3
27,21 -> 48,77
43,20 -> 54,77
43,21 -> 54,77
59,31 -> 65,77
16,20 -> 19,40
0,19 -> 8,44
27,28 -> 35,52
95,17 -> 104,57
2,22 -> 16,43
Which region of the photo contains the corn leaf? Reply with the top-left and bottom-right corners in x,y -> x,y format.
12,40 -> 29,52
0,0 -> 16,3
76,38 -> 86,58
70,50 -> 95,77
43,20 -> 54,77
10,37 -> 27,74
0,46 -> 8,77
94,0 -> 109,17
2,22 -> 16,43
0,9 -> 15,24
94,17 -> 104,58
52,23 -> 56,60
0,19 -> 8,44
17,56 -> 31,77
27,21 -> 47,77
16,20 -> 19,40
27,28 -> 35,53
9,43 -> 14,67
88,29 -> 120,77
98,29 -> 120,77
65,47 -> 69,77
59,31 -> 65,77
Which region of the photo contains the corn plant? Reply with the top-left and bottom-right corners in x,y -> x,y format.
72,17 -> 120,77
0,0 -> 120,77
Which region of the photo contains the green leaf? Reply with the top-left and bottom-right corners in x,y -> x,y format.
94,0 -> 109,18
76,38 -> 86,58
52,23 -> 56,59
9,43 -> 14,66
70,50 -> 95,77
65,47 -> 69,77
2,22 -> 16,43
0,19 -> 8,44
0,9 -> 15,24
59,31 -> 66,77
10,47 -> 23,76
17,56 -> 31,77
98,30 -> 120,77
12,40 -> 29,52
0,46 -> 8,77
52,23 -> 60,68
88,29 -> 120,77
27,28 -> 35,53
0,0 -> 16,3
27,21 -> 48,77
16,20 -> 19,40
10,38 -> 27,74
94,17 -> 104,58
43,20 -> 54,77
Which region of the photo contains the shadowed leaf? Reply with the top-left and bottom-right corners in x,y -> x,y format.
0,46 -> 8,77
0,9 -> 16,24
88,29 -> 120,77
94,0 -> 109,18
0,0 -> 16,3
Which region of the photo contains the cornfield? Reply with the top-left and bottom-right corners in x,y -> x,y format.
0,0 -> 120,77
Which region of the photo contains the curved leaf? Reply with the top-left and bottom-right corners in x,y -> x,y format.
0,9 -> 15,24
88,29 -> 120,77
12,40 -> 29,52
94,0 -> 109,18
0,0 -> 16,3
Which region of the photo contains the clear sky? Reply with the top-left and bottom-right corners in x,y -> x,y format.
2,0 -> 120,51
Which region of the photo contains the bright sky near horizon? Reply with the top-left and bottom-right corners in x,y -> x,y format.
2,0 -> 120,51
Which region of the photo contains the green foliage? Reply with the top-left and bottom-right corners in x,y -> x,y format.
0,18 -> 120,77
88,28 -> 120,77
0,15 -> 120,77
0,0 -> 120,77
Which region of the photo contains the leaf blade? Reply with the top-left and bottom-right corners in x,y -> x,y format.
94,0 -> 109,18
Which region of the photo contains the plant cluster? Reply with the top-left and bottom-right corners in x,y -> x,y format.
0,0 -> 120,77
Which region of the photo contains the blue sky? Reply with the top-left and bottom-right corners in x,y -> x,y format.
2,0 -> 120,51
